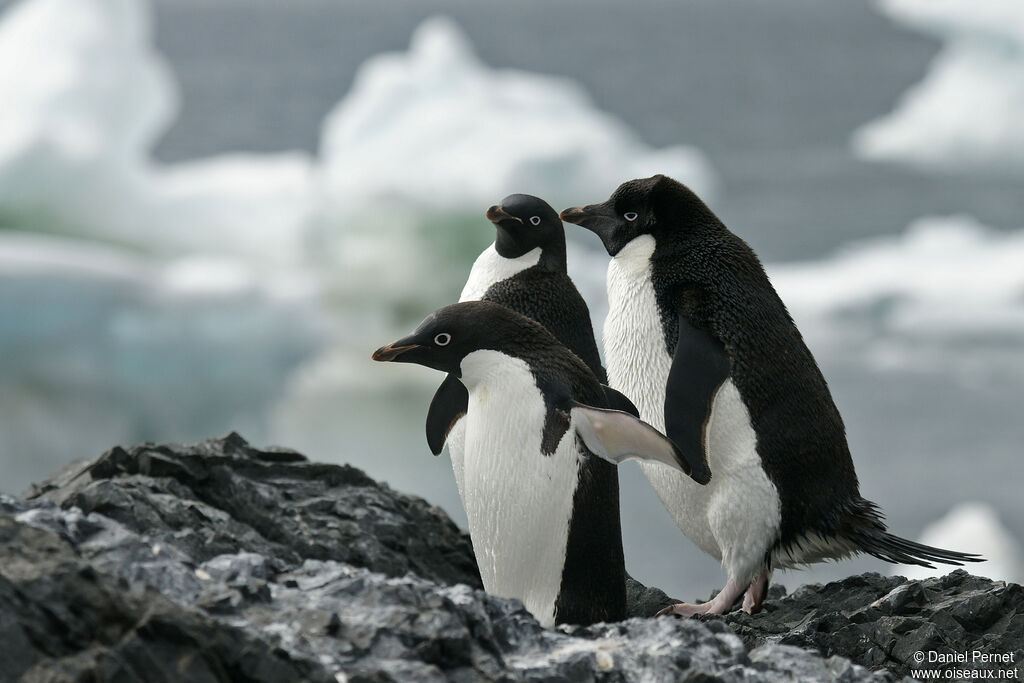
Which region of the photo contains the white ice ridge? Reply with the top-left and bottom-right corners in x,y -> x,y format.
852,0 -> 1024,171
768,215 -> 1024,338
891,503 -> 1022,584
317,16 -> 716,212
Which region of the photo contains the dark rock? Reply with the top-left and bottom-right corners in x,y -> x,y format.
720,570 -> 1024,678
625,574 -> 677,617
2,434 -> 1019,681
24,432 -> 481,589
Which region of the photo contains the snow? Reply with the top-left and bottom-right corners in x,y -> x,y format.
852,0 -> 1024,171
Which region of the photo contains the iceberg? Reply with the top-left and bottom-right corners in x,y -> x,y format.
0,0 -> 315,262
0,0 -> 173,234
852,0 -> 1024,171
770,215 -> 1024,341
312,15 -> 715,323
0,1 -> 721,492
891,503 -> 1022,584
0,232 -> 326,492
318,16 -> 715,212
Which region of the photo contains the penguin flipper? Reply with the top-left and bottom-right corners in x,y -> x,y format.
571,403 -> 695,478
664,316 -> 729,485
602,385 -> 640,417
426,374 -> 469,455
538,377 -> 574,456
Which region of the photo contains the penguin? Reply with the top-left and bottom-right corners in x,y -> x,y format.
426,194 -> 642,507
560,174 -> 982,616
372,300 -> 691,626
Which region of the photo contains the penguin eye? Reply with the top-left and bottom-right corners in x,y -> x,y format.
624,212 -> 639,222
529,216 -> 541,226
434,333 -> 451,346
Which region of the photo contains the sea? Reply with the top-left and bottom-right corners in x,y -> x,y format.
0,0 -> 1021,599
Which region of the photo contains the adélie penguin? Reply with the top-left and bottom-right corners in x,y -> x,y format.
372,301 -> 693,627
427,194 -> 638,508
560,174 -> 982,616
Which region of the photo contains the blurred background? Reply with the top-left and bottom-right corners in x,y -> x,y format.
0,0 -> 1021,599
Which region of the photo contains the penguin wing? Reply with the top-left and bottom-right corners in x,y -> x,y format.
602,385 -> 640,417
571,403 -> 695,477
663,316 -> 730,485
426,374 -> 469,455
537,376 -> 574,456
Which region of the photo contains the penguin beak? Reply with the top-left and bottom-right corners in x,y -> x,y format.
486,205 -> 522,224
560,201 -> 619,253
372,339 -> 421,362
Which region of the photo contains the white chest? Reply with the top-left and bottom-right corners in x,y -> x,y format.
602,236 -> 781,573
458,350 -> 581,627
603,235 -> 671,432
448,244 -> 543,501
459,244 -> 542,302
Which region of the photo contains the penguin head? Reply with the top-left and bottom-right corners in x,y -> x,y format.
486,194 -> 565,262
372,301 -> 545,377
560,175 -> 716,256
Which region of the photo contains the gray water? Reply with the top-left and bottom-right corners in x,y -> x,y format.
2,0 -> 1021,599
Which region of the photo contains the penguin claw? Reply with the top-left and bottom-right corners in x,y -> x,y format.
656,602 -> 712,618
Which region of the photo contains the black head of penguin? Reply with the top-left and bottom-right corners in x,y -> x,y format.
372,300 -> 559,377
559,174 -> 721,256
487,194 -> 566,268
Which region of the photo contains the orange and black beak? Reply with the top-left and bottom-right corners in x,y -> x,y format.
486,205 -> 522,225
560,201 -> 620,253
371,339 -> 420,362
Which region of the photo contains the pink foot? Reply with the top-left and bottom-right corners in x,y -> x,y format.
657,578 -> 746,617
741,570 -> 771,614
656,602 -> 712,617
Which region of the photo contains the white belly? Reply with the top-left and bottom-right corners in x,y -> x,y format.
604,236 -> 781,583
447,244 -> 544,503
458,350 -> 581,627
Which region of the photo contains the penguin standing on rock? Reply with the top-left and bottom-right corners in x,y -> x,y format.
561,174 -> 982,616
373,301 -> 691,626
427,194 -> 625,505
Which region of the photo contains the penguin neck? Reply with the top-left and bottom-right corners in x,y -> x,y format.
457,349 -> 510,392
461,245 -> 543,301
536,233 -> 567,273
609,234 -> 656,278
494,235 -> 567,273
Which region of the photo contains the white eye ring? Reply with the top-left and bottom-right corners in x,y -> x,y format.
434,333 -> 451,346
529,216 -> 541,226
624,212 -> 638,221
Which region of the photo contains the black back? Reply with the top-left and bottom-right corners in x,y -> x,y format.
482,268 -> 606,383
631,176 -> 859,552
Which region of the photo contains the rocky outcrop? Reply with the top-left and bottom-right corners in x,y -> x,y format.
721,571 -> 1023,678
1,434 -> 1020,682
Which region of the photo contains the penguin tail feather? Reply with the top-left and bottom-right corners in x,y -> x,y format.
841,497 -> 985,569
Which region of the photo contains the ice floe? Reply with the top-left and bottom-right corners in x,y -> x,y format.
770,215 -> 1024,340
852,0 -> 1024,171
891,502 -> 1022,584
0,231 -> 326,491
